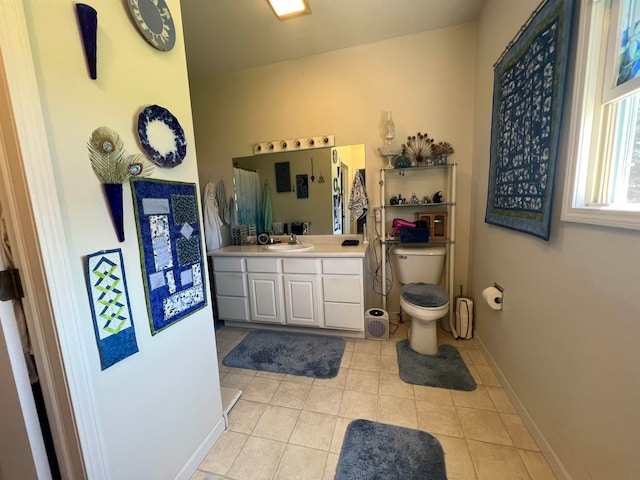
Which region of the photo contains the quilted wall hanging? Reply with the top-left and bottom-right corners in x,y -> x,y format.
131,179 -> 207,335
485,0 -> 574,240
86,248 -> 139,369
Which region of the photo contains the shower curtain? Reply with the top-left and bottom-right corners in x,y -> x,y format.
233,167 -> 262,229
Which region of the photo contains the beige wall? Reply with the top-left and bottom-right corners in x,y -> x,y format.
20,1 -> 222,478
471,1 -> 640,479
190,23 -> 476,302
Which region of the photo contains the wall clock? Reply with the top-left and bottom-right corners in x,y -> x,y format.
127,0 -> 176,51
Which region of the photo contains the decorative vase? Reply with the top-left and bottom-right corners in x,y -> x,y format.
103,183 -> 124,242
384,112 -> 395,143
75,3 -> 98,80
394,155 -> 411,169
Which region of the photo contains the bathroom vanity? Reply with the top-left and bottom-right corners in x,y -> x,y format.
208,241 -> 368,336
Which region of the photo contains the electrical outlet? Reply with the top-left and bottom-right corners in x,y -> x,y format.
375,208 -> 381,223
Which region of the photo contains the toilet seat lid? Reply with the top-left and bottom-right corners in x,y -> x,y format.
401,283 -> 449,308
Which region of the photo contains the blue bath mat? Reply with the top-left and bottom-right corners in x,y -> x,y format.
222,330 -> 345,379
336,419 -> 447,480
397,341 -> 476,391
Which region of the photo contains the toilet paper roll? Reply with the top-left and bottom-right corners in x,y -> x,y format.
482,286 -> 503,310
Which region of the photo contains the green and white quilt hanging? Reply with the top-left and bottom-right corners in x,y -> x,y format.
86,248 -> 139,369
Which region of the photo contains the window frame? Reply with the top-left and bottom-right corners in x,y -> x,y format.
561,0 -> 640,230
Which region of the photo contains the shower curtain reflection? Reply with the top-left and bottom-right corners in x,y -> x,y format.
233,167 -> 262,229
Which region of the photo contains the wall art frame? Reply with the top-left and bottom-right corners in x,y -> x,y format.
85,248 -> 139,370
485,0 -> 574,240
296,174 -> 309,198
131,178 -> 207,335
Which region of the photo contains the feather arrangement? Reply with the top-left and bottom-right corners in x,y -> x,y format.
432,141 -> 454,156
403,132 -> 434,164
88,126 -> 154,183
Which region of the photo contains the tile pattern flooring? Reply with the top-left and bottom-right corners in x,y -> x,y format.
191,323 -> 557,480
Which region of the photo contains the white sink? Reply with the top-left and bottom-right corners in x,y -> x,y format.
264,243 -> 314,252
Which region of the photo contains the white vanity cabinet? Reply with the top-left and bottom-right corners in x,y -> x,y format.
209,248 -> 366,335
246,258 -> 285,324
321,258 -> 364,330
283,258 -> 322,327
212,257 -> 249,321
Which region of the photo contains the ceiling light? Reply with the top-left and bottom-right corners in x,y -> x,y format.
268,0 -> 311,20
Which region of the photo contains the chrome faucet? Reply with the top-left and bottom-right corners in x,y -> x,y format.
288,233 -> 301,245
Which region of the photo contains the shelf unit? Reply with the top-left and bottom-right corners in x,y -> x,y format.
379,163 -> 457,321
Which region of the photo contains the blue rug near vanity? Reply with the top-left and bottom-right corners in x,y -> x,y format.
336,419 -> 447,480
222,330 -> 345,379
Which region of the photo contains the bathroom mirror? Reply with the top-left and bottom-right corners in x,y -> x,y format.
233,144 -> 365,235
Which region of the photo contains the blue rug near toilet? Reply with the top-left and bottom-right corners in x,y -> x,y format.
396,341 -> 476,391
335,419 -> 447,480
222,330 -> 345,379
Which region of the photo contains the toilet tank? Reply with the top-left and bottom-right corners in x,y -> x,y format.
392,246 -> 446,284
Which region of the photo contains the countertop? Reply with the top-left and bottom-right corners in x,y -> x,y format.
207,241 -> 368,258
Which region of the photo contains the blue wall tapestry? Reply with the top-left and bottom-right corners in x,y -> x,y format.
485,0 -> 574,240
131,179 -> 207,335
86,248 -> 138,370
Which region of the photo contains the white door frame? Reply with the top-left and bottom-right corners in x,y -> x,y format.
0,1 -> 108,478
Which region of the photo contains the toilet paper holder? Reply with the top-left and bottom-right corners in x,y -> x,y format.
491,283 -> 504,310
493,283 -> 504,301
482,283 -> 504,311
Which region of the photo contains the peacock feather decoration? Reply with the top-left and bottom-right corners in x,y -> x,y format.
88,126 -> 154,183
87,126 -> 154,242
432,141 -> 454,156
402,131 -> 455,166
403,132 -> 434,164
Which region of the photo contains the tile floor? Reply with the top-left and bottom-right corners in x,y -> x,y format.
191,322 -> 557,480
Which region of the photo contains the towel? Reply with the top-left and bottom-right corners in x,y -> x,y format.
348,170 -> 368,221
262,182 -> 273,233
203,181 -> 224,251
229,196 -> 237,227
216,179 -> 230,226
216,179 -> 230,246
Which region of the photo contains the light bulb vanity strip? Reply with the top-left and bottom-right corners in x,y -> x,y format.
253,135 -> 335,155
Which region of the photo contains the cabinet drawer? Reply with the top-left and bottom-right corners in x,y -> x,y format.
217,296 -> 249,321
214,272 -> 247,297
322,276 -> 361,303
324,302 -> 363,330
247,257 -> 281,273
322,258 -> 361,275
283,258 -> 319,274
212,257 -> 245,272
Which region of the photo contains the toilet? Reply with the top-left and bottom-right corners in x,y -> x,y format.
392,246 -> 449,355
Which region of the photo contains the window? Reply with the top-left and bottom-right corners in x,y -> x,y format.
562,0 -> 640,229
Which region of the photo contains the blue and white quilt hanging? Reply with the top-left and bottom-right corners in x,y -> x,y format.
131,179 -> 207,334
485,0 -> 574,240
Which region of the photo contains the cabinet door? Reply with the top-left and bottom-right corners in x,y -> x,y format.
284,274 -> 322,327
324,302 -> 363,330
217,296 -> 250,321
247,273 -> 285,324
322,274 -> 364,331
322,276 -> 361,303
214,272 -> 249,321
214,272 -> 247,297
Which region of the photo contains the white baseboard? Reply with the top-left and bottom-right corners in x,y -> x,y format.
174,416 -> 226,480
474,334 -> 572,480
